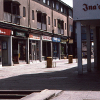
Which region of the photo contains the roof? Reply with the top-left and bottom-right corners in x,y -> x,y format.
57,0 -> 73,10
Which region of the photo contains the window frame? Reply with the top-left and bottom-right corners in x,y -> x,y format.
54,19 -> 56,27
23,7 -> 26,17
48,16 -> 50,25
32,10 -> 34,20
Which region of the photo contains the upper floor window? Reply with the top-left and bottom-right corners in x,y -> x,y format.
69,9 -> 73,18
32,10 -> 34,20
52,1 -> 55,8
47,0 -> 50,6
54,19 -> 56,27
65,23 -> 66,30
48,16 -> 50,25
64,8 -> 67,14
23,7 -> 26,17
61,6 -> 63,12
43,0 -> 46,4
70,25 -> 73,32
56,2 -> 59,10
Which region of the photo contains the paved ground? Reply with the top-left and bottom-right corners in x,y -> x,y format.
0,59 -> 100,100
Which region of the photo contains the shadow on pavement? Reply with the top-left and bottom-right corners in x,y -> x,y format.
0,62 -> 100,91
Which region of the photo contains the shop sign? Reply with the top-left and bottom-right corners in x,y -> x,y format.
29,34 -> 40,40
73,0 -> 100,20
69,39 -> 73,44
52,37 -> 61,42
16,32 -> 25,37
83,4 -> 100,11
61,39 -> 67,42
0,28 -> 11,36
42,36 -> 52,41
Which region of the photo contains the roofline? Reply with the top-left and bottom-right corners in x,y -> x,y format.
57,0 -> 73,10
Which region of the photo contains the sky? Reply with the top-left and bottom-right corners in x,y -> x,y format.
62,0 -> 73,7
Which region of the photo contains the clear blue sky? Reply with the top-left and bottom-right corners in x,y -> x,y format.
62,0 -> 73,7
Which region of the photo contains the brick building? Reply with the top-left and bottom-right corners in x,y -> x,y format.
0,0 -> 73,66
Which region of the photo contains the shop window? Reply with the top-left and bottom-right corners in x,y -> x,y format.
81,26 -> 86,33
48,16 -> 50,25
54,19 -> 56,27
23,7 -> 26,17
32,10 -> 34,20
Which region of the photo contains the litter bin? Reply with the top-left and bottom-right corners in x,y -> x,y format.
47,57 -> 52,68
68,55 -> 73,63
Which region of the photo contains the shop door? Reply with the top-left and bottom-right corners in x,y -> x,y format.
18,44 -> 26,61
0,41 -> 2,66
32,43 -> 36,60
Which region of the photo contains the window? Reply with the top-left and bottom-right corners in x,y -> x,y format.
23,7 -> 26,17
61,6 -> 63,12
56,2 -> 59,10
65,23 -> 66,30
37,13 -> 42,22
48,16 -> 50,25
64,8 -> 67,14
47,0 -> 50,5
54,19 -> 56,27
69,9 -> 73,18
52,1 -> 55,8
32,10 -> 34,20
70,25 -> 73,32
43,0 -> 46,3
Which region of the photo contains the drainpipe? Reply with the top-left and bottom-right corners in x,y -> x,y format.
52,0 -> 54,59
28,0 -> 30,28
67,7 -> 69,57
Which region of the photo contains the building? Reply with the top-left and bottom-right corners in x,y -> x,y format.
73,0 -> 100,74
0,0 -> 73,66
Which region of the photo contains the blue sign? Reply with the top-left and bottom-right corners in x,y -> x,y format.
52,37 -> 61,42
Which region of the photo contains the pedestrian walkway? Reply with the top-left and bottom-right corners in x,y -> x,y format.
0,58 -> 99,100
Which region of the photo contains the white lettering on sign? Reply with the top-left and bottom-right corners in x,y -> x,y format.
53,37 -> 57,41
83,4 -> 100,11
0,30 -> 6,34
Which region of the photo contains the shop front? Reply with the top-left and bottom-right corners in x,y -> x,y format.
42,36 -> 52,60
0,28 -> 12,66
61,39 -> 67,59
12,30 -> 28,64
29,34 -> 40,63
52,37 -> 61,59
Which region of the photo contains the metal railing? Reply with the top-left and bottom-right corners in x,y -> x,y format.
42,23 -> 46,30
4,12 -> 20,24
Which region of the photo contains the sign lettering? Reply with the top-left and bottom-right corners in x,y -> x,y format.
83,3 -> 100,11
